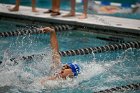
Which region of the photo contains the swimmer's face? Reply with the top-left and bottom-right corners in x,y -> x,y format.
59,65 -> 74,79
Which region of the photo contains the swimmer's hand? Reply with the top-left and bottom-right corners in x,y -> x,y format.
39,27 -> 55,33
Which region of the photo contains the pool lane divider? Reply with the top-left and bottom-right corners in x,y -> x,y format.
94,83 -> 140,93
59,41 -> 140,57
0,25 -> 75,37
0,41 -> 139,63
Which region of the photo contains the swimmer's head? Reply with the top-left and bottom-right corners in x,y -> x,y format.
67,63 -> 80,77
59,63 -> 80,79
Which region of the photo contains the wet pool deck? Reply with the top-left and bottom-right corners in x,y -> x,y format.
0,4 -> 140,36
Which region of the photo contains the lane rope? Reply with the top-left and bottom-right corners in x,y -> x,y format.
59,41 -> 140,57
94,83 -> 140,93
1,41 -> 139,63
0,24 -> 75,37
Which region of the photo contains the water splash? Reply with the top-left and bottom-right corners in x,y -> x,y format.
0,48 -> 139,93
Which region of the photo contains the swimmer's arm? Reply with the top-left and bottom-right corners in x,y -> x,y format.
40,27 -> 61,67
50,30 -> 61,67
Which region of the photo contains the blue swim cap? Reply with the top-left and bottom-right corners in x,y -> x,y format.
67,63 -> 80,76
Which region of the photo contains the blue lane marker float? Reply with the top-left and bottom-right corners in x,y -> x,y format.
100,1 -> 132,8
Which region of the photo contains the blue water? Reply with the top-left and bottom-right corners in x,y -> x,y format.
0,20 -> 140,93
0,0 -> 140,19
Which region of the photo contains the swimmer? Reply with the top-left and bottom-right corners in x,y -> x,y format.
39,27 -> 80,85
99,6 -> 120,14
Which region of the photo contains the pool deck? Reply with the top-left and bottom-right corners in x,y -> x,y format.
0,4 -> 140,37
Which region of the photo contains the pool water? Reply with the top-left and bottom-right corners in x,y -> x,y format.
0,0 -> 140,19
0,20 -> 140,93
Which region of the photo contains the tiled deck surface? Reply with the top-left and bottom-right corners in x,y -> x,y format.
0,4 -> 140,34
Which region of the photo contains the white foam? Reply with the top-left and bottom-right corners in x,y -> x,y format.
78,62 -> 105,82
